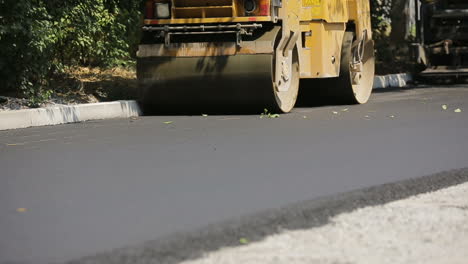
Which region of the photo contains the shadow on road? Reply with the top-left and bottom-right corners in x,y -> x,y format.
372,81 -> 468,94
137,80 -> 468,115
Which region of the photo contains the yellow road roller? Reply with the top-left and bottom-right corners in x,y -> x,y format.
137,0 -> 375,113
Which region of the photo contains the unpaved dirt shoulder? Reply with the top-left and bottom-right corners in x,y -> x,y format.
181,182 -> 468,264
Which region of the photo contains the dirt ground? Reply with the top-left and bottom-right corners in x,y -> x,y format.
0,67 -> 137,111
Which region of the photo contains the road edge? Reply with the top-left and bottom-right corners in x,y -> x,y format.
0,101 -> 141,131
1,73 -> 411,131
67,168 -> 468,264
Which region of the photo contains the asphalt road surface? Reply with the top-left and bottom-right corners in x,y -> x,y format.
1,85 -> 468,264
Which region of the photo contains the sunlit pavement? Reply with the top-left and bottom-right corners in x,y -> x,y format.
1,85 -> 468,264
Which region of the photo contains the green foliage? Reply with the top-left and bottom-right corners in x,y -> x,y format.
370,0 -> 415,74
1,0 -> 54,98
370,0 -> 392,40
0,0 -> 142,102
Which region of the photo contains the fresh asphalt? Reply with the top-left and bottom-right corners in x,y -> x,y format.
1,85 -> 468,264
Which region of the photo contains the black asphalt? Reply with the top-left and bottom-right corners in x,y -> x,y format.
1,85 -> 468,264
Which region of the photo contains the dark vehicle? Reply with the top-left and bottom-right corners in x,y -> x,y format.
413,0 -> 468,78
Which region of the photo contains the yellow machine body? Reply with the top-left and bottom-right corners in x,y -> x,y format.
140,0 -> 371,79
137,0 -> 374,113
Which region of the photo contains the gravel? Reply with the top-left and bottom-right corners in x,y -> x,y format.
180,182 -> 468,264
0,96 -> 32,111
0,95 -> 75,112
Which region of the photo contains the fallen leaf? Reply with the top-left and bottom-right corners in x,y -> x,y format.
342,108 -> 349,112
260,109 -> 280,119
163,121 -> 173,125
38,139 -> 56,143
17,208 -> 27,213
6,143 -> 26,146
218,117 -> 241,121
454,108 -> 462,113
239,238 -> 249,245
442,105 -> 448,110
332,111 -> 339,115
388,115 -> 396,118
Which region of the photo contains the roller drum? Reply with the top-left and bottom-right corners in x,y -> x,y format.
137,54 -> 277,114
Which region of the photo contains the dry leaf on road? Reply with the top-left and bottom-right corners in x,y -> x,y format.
239,238 -> 249,245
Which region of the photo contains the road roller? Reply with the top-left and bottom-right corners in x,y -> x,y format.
413,0 -> 468,79
137,0 -> 375,113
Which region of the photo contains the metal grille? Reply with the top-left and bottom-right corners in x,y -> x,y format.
172,0 -> 234,18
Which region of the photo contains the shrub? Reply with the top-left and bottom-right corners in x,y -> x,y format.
0,0 -> 142,100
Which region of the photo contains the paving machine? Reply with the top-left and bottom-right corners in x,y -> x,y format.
414,0 -> 468,78
137,0 -> 375,113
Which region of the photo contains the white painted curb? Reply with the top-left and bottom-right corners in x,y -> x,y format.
0,73 -> 412,131
373,73 -> 413,89
0,101 -> 141,131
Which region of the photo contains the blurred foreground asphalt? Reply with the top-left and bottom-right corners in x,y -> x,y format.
1,85 -> 468,264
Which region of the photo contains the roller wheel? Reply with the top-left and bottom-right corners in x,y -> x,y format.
298,31 -> 375,105
345,32 -> 375,104
136,27 -> 299,114
269,47 -> 300,113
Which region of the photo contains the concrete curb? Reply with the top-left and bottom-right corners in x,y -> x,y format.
0,101 -> 141,131
0,73 -> 411,131
373,73 -> 413,89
